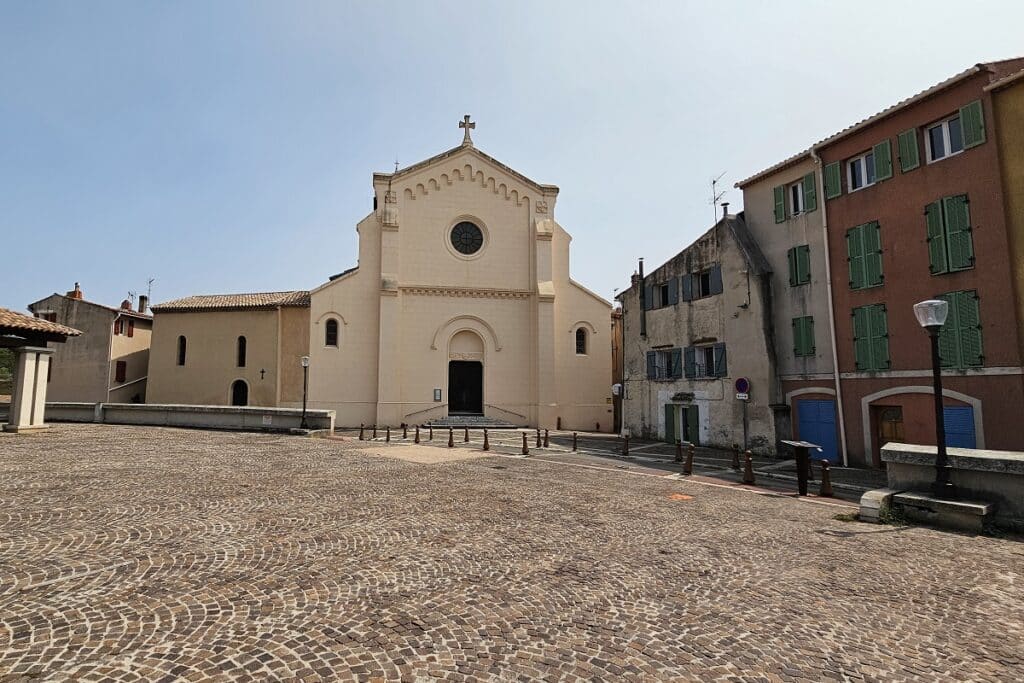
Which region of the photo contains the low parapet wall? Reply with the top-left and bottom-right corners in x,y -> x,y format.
1,402 -> 334,433
881,442 -> 1024,531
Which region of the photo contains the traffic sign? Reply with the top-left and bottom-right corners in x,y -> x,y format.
736,392 -> 749,400
735,377 -> 751,393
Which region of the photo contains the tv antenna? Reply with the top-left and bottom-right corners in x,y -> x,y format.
710,171 -> 727,222
147,278 -> 155,301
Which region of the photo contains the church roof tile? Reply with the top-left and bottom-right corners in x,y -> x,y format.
151,291 -> 310,312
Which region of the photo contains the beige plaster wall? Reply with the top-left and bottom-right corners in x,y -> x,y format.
277,306 -> 311,406
109,317 -> 151,403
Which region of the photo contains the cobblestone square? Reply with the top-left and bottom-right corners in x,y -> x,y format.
1,425 -> 1022,681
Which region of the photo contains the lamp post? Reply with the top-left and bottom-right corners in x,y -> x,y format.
913,299 -> 955,499
300,355 -> 310,429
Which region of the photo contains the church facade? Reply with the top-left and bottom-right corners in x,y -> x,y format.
307,119 -> 613,430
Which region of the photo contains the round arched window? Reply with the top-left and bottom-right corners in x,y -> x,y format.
450,221 -> 484,255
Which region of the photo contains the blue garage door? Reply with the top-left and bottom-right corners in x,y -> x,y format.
797,399 -> 839,463
943,406 -> 976,449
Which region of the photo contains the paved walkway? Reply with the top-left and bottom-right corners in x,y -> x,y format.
1,425 -> 1021,681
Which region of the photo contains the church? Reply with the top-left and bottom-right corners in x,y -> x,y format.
146,118 -> 613,430
306,118 -> 612,430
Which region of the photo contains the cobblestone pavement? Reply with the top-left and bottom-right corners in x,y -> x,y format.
1,425 -> 1022,682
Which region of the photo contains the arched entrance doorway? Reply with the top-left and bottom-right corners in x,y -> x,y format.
448,330 -> 484,415
230,379 -> 248,407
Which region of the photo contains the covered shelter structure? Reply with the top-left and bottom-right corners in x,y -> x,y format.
1,307 -> 81,432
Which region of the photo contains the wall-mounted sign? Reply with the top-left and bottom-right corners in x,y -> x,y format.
433,388 -> 442,402
735,377 -> 751,394
736,392 -> 749,401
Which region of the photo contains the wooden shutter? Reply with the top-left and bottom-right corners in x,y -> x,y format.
853,307 -> 871,371
643,284 -> 654,311
870,305 -> 890,370
113,320 -> 120,335
670,348 -> 683,378
942,195 -> 974,271
846,225 -> 865,290
802,172 -> 817,212
709,265 -> 723,295
863,221 -> 883,287
787,248 -> 797,286
797,245 -> 811,284
680,274 -> 693,302
957,291 -> 983,366
873,140 -> 893,181
824,162 -> 842,199
937,293 -> 960,368
646,351 -> 657,379
959,99 -> 986,149
897,129 -> 920,172
127,320 -> 135,338
773,185 -> 786,223
667,278 -> 679,306
683,347 -> 696,378
925,201 -> 948,275
664,404 -> 676,444
792,318 -> 801,356
805,317 -> 815,355
713,343 -> 727,377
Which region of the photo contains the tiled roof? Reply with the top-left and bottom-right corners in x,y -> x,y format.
0,308 -> 81,337
151,291 -> 311,312
736,58 -> 1024,188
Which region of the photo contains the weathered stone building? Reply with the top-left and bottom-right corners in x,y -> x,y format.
618,211 -> 777,453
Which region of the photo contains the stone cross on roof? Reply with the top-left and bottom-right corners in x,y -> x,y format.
459,114 -> 475,146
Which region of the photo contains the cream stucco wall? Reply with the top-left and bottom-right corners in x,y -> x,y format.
308,143 -> 612,430
147,308 -> 308,407
108,316 -> 151,403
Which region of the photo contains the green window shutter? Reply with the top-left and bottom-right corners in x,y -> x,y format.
853,307 -> 871,371
897,129 -> 920,172
802,172 -> 817,213
792,318 -> 801,356
873,139 -> 893,181
683,347 -> 696,378
846,225 -> 865,290
937,293 -> 960,368
943,195 -> 975,271
869,304 -> 890,370
806,317 -> 815,355
787,247 -> 797,287
824,162 -> 842,199
925,200 -> 948,275
797,245 -> 811,284
794,316 -> 815,357
773,185 -> 786,223
864,221 -> 884,287
960,99 -> 986,149
670,347 -> 683,378
957,291 -> 983,366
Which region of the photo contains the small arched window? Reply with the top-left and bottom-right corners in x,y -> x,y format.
575,328 -> 588,355
325,319 -> 339,347
177,335 -> 187,366
237,336 -> 247,368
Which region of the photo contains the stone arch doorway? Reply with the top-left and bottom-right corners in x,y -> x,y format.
448,330 -> 484,415
230,379 -> 249,407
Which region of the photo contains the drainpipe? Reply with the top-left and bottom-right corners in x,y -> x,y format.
811,147 -> 849,467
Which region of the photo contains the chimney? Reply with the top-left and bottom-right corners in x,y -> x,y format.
721,202 -> 730,219
66,282 -> 83,300
138,295 -> 148,314
120,299 -> 132,310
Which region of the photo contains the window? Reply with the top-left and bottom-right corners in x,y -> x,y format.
897,129 -> 920,172
937,290 -> 983,368
643,279 -> 678,310
926,115 -> 964,163
772,172 -> 816,222
575,328 -> 587,355
646,348 -> 683,380
237,336 -> 247,368
450,221 -> 484,255
176,336 -> 187,366
127,320 -> 134,338
787,245 -> 811,286
325,319 -> 339,347
852,304 -> 889,371
681,265 -> 723,300
926,194 -> 974,275
848,151 -> 876,191
115,360 -> 126,383
659,283 -> 670,306
113,319 -> 124,335
846,221 -> 883,289
793,316 -> 815,357
683,343 -> 727,379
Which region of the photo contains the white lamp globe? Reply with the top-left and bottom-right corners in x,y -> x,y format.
913,299 -> 949,328
300,355 -> 310,368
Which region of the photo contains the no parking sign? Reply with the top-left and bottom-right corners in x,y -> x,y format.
735,377 -> 750,400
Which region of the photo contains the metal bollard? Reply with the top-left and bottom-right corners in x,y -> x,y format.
483,429 -> 490,451
731,444 -> 740,470
622,435 -> 629,456
596,422 -> 600,432
557,417 -> 562,430
386,426 -> 390,442
572,432 -> 578,452
819,460 -> 834,497
372,424 -> 378,439
742,450 -> 755,484
448,427 -> 454,448
685,444 -> 695,476
414,425 -> 420,444
522,432 -> 529,455
359,424 -> 365,441
402,424 -> 407,440
428,425 -> 433,441
464,427 -> 469,443
675,440 -> 683,463
536,429 -> 542,448
544,429 -> 549,448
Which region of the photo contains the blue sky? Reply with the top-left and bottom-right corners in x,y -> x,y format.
3,1 -> 1022,311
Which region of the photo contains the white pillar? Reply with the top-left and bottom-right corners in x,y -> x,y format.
4,347 -> 55,432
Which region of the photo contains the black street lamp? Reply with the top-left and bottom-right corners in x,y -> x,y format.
300,355 -> 310,429
913,299 -> 955,499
